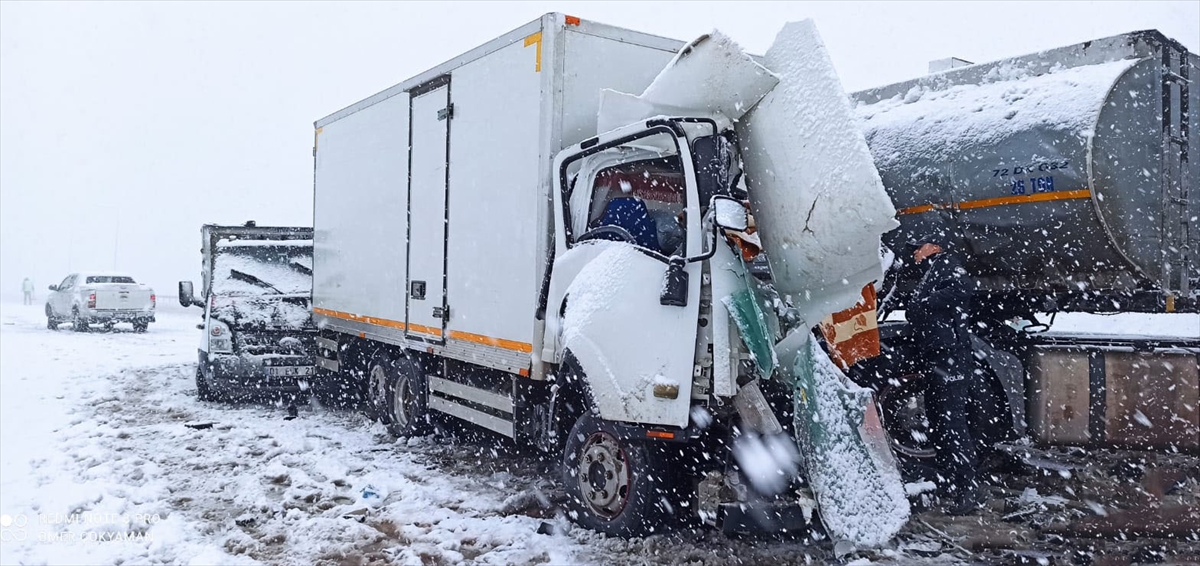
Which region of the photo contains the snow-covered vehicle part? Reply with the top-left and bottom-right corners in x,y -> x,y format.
46,273 -> 156,332
788,338 -> 909,547
738,20 -> 899,329
179,224 -> 315,401
854,30 -> 1199,315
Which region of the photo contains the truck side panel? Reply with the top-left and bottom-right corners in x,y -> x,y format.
558,27 -> 679,148
313,92 -> 410,326
443,36 -> 543,366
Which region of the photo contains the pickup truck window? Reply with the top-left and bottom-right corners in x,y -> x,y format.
59,275 -> 75,290
86,276 -> 136,284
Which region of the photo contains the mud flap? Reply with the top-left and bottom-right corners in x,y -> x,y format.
789,337 -> 909,548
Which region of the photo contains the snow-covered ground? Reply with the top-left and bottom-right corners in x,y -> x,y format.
2,298 -> 1193,565
0,302 -> 848,565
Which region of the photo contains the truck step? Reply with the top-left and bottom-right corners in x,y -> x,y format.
428,376 -> 513,413
316,336 -> 339,351
317,357 -> 339,372
428,395 -> 514,438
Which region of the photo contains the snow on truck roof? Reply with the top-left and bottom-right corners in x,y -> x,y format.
854,58 -> 1140,171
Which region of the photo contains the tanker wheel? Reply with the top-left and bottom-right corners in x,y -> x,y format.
877,373 -> 937,462
562,412 -> 670,537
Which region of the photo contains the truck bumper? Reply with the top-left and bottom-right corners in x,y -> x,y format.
86,310 -> 155,323
199,351 -> 315,398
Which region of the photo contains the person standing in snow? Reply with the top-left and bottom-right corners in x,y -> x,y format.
22,277 -> 34,305
905,233 -> 982,515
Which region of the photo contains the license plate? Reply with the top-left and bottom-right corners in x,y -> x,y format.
268,366 -> 315,377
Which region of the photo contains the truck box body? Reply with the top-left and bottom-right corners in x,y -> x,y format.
313,14 -> 684,374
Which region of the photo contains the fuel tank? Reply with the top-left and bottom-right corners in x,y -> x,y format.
853,31 -> 1199,313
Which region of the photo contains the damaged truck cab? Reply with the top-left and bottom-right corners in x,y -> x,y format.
179,224 -> 317,402
543,119 -> 752,431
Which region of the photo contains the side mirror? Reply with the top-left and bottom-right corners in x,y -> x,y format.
659,257 -> 689,307
178,281 -> 197,308
48,285 -> 58,292
712,195 -> 749,232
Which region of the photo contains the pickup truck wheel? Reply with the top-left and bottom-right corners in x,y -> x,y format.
45,305 -> 58,330
372,354 -> 430,437
133,321 -> 149,333
562,412 -> 669,537
71,308 -> 89,332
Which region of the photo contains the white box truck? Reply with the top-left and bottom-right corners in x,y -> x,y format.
312,13 -> 818,536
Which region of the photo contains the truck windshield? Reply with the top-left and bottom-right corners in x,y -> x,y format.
213,243 -> 312,296
567,130 -> 688,256
86,276 -> 136,284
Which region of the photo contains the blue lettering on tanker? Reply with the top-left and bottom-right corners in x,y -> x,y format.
1011,176 -> 1055,195
993,160 -> 1066,196
992,160 -> 1070,178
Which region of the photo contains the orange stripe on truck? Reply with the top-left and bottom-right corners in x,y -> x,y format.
313,307 -> 532,352
449,330 -> 534,353
898,189 -> 1092,216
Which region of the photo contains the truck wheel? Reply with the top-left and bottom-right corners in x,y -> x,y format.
46,305 -> 58,330
562,412 -> 670,537
374,354 -> 430,437
71,308 -> 89,332
876,373 -> 937,462
133,321 -> 149,333
196,366 -> 218,402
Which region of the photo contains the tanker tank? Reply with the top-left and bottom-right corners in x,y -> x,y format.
853,30 -> 1198,315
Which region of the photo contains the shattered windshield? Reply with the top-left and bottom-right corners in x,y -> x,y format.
212,242 -> 312,297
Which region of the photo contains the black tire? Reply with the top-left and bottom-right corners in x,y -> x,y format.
132,321 -> 149,333
46,305 -> 58,330
196,365 -> 218,402
369,353 -> 430,437
562,412 -> 672,537
71,308 -> 89,332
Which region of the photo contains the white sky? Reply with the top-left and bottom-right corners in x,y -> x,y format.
2,1 -> 1197,297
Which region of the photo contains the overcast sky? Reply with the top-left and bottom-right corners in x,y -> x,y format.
2,1 -> 1197,298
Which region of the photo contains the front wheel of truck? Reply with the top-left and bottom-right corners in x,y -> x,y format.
196,366 -> 218,402
562,412 -> 671,537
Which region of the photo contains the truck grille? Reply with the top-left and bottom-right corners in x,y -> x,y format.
235,331 -> 315,356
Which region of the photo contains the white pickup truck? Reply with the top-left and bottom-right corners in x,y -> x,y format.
46,273 -> 156,332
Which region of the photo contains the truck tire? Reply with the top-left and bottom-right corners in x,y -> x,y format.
46,305 -> 58,330
132,320 -> 149,333
562,412 -> 671,537
71,308 -> 89,332
368,353 -> 430,437
196,366 -> 222,402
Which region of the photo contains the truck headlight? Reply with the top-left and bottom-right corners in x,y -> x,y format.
209,320 -> 233,353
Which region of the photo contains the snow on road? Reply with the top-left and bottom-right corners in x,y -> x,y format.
0,302 -> 849,565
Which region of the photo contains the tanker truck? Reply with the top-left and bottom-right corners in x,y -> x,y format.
848,30 -> 1200,463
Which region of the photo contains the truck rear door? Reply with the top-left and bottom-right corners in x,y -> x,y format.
406,76 -> 451,342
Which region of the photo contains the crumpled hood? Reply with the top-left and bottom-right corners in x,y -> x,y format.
737,21 -> 899,328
